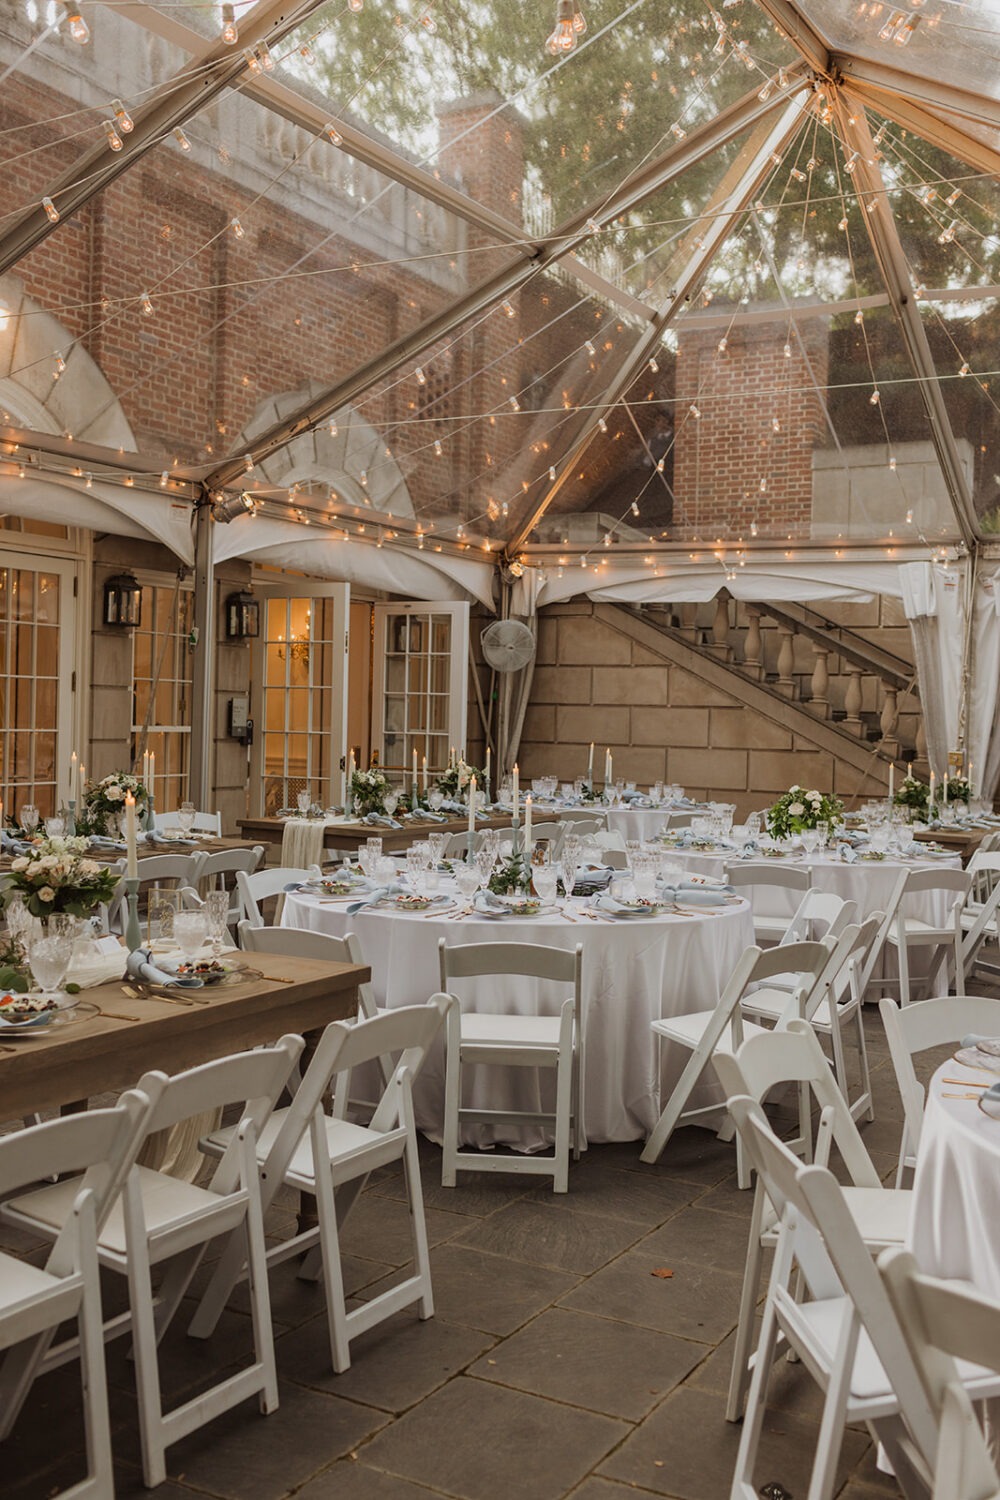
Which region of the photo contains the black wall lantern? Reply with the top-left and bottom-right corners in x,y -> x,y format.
225,589 -> 260,639
103,572 -> 142,628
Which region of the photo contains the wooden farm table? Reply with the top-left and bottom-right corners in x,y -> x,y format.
237,813 -> 512,856
0,952 -> 366,1121
912,825 -> 991,863
0,835 -> 267,875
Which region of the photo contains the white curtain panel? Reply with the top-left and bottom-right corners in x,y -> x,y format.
971,563 -> 1000,800
900,560 -> 967,780
502,567 -> 542,771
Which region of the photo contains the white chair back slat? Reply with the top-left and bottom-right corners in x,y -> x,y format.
236,867 -> 317,927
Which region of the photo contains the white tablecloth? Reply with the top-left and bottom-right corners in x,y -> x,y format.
281,889 -> 754,1146
910,1061 -> 1000,1298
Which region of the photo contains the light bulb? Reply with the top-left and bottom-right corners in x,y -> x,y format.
648,357 -> 659,373
67,8 -> 89,42
946,188 -> 961,207
545,0 -> 576,55
255,42 -> 274,71
299,41 -> 314,63
585,218 -> 600,235
102,119 -> 123,152
160,471 -> 169,487
783,342 -> 792,358
889,457 -> 897,471
631,501 -> 640,516
230,216 -> 245,239
758,81 -> 773,101
220,3 -> 237,43
509,396 -> 520,412
242,46 -> 261,73
750,520 -> 758,536
844,151 -> 859,175
572,5 -> 586,33
688,404 -> 700,419
414,365 -> 426,385
855,309 -> 864,325
54,350 -> 66,374
838,215 -> 848,231
420,11 -> 436,30
42,196 -> 59,223
870,389 -> 881,405
938,219 -> 958,244
585,339 -> 596,355
894,14 -> 919,43
434,441 -> 443,457
879,9 -> 904,40
905,508 -> 913,524
598,417 -> 607,433
670,122 -> 686,140
772,416 -> 781,432
501,299 -> 516,318
173,126 -> 191,151
328,420 -> 338,437
348,0 -> 363,10
959,362 -> 970,377
717,336 -> 727,353
759,478 -> 767,493
656,459 -> 665,473
111,99 -> 133,133
324,122 -> 342,145
140,291 -> 153,316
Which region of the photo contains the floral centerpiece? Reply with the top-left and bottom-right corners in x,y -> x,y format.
350,766 -> 389,816
894,774 -> 929,821
80,772 -> 149,836
3,835 -> 120,919
488,848 -> 531,896
437,758 -> 483,800
766,785 -> 843,841
938,775 -> 971,807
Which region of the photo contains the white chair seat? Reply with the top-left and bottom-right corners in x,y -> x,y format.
7,1166 -> 222,1257
0,1252 -> 61,1310
651,1010 -> 769,1052
797,1298 -> 896,1408
757,1184 -> 910,1248
460,1013 -> 566,1052
204,1111 -> 401,1186
753,917 -> 793,942
887,917 -> 954,942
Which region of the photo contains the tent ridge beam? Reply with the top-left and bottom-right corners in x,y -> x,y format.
505,95 -> 812,555
749,0 -> 831,75
835,55 -> 1000,134
835,100 -> 978,548
0,0 -> 336,277
841,78 -> 1000,181
205,76 -> 813,490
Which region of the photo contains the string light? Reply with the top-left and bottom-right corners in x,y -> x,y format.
230,217 -> 245,239
546,0 -> 577,56
53,351 -> 66,377
111,99 -> 133,134
501,300 -> 516,318
414,365 -> 426,385
324,122 -> 342,145
41,196 -> 59,223
66,8 -> 89,43
348,0 -> 363,10
140,291 -> 154,316
102,119 -> 123,153
299,41 -> 315,63
173,127 -> 191,151
220,3 -> 238,44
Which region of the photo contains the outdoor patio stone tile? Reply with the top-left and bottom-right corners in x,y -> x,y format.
468,1305 -> 702,1419
598,1383 -> 868,1499
372,1167 -> 538,1218
185,1245 -> 394,1329
559,1240 -> 743,1343
597,1132 -> 737,1186
452,1199 -> 647,1274
276,1304 -> 494,1413
295,1461 -> 450,1499
358,1242 -> 581,1336
111,1379 -> 389,1500
523,1159 -> 693,1227
361,1377 -> 629,1500
691,1171 -> 756,1218
638,1205 -> 760,1272
105,1303 -> 256,1404
337,1190 -> 470,1264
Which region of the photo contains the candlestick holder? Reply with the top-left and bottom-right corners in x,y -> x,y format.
66,799 -> 76,836
123,876 -> 142,954
145,793 -> 157,835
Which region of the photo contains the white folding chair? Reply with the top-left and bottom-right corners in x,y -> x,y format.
527,822 -> 566,859
107,851 -> 208,932
714,1020 -> 912,1423
236,866 -> 317,927
724,1096 -> 951,1500
740,915 -> 880,1124
880,1247 -> 1000,1500
589,828 -> 628,854
724,861 -> 813,944
959,854 -> 1000,985
878,993 -> 1000,1186
438,938 -> 584,1194
3,1040 -> 302,1488
0,1093 -> 150,1499
190,998 -> 448,1374
639,939 -> 835,1178
198,845 -> 265,922
560,815 -> 605,837
779,889 -> 855,943
883,866 -> 972,1004
238,920 -> 390,1116
154,808 -> 222,837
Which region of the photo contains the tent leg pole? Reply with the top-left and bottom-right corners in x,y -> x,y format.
189,504 -> 215,810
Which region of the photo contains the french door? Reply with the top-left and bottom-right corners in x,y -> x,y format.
371,602 -> 469,778
249,581 -> 349,814
0,554 -> 77,818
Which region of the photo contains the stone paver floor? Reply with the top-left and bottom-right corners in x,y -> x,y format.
1,1008 -> 936,1499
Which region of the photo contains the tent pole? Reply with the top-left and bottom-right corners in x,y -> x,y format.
189,504 -> 215,810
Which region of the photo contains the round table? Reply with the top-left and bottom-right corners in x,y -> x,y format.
281,887 -> 754,1147
910,1060 -> 1000,1298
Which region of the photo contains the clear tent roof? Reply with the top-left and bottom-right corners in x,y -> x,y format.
0,0 -> 998,580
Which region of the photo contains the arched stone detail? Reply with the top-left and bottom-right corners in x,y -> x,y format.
0,275 -> 137,450
230,383 -> 414,518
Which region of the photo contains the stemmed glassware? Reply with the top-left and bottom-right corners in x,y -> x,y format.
27,915 -> 77,1006
204,890 -> 231,957
454,861 -> 480,905
296,789 -> 311,814
20,804 -> 39,835
428,789 -> 444,813
359,837 -> 383,880
173,909 -> 209,965
384,790 -> 399,817
177,801 -> 197,835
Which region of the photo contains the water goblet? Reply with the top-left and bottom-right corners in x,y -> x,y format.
173,910 -> 210,971
560,858 -> 579,903
428,789 -> 444,813
533,866 -> 558,904
455,862 -> 480,904
204,890 -> 231,956
800,827 -> 821,857
384,790 -> 399,817
27,924 -> 75,1004
296,789 -> 311,814
44,815 -> 66,838
427,832 -> 448,864
20,804 -> 39,835
177,801 -> 197,836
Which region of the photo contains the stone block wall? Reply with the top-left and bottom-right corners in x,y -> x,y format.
517,601 -> 895,816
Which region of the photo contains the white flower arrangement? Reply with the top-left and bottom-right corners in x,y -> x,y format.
767,784 -> 843,841
81,772 -> 149,835
350,766 -> 389,815
3,835 -> 119,918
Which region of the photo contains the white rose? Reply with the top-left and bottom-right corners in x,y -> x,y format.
788,801 -> 805,816
105,786 -> 124,802
81,860 -> 101,876
37,886 -> 55,902
10,857 -> 27,871
807,790 -> 820,802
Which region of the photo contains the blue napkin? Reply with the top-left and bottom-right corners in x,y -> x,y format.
87,835 -> 127,851
359,812 -> 402,829
658,881 -> 735,906
417,811 -> 448,823
1,830 -> 33,855
473,890 -> 513,914
143,830 -> 197,847
438,799 -> 466,815
345,883 -> 405,914
960,1033 -> 1000,1051
125,948 -> 205,987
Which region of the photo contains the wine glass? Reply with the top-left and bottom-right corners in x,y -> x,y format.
455,862 -> 480,905
428,789 -> 444,813
204,890 -> 231,957
20,804 -> 39,835
427,832 -> 448,865
173,909 -> 209,966
560,856 -> 579,904
177,801 -> 197,836
296,789 -> 311,814
533,865 -> 558,905
27,924 -> 75,1006
44,815 -> 65,838
384,790 -> 399,817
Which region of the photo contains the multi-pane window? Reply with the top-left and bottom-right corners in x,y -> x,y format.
131,581 -> 193,811
374,604 -> 469,777
261,596 -> 339,813
0,566 -> 62,817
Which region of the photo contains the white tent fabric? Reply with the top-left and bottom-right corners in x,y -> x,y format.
534,557 -> 909,609
0,472 -> 194,563
971,563 -> 1000,801
213,514 -> 496,609
899,560 -> 967,781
